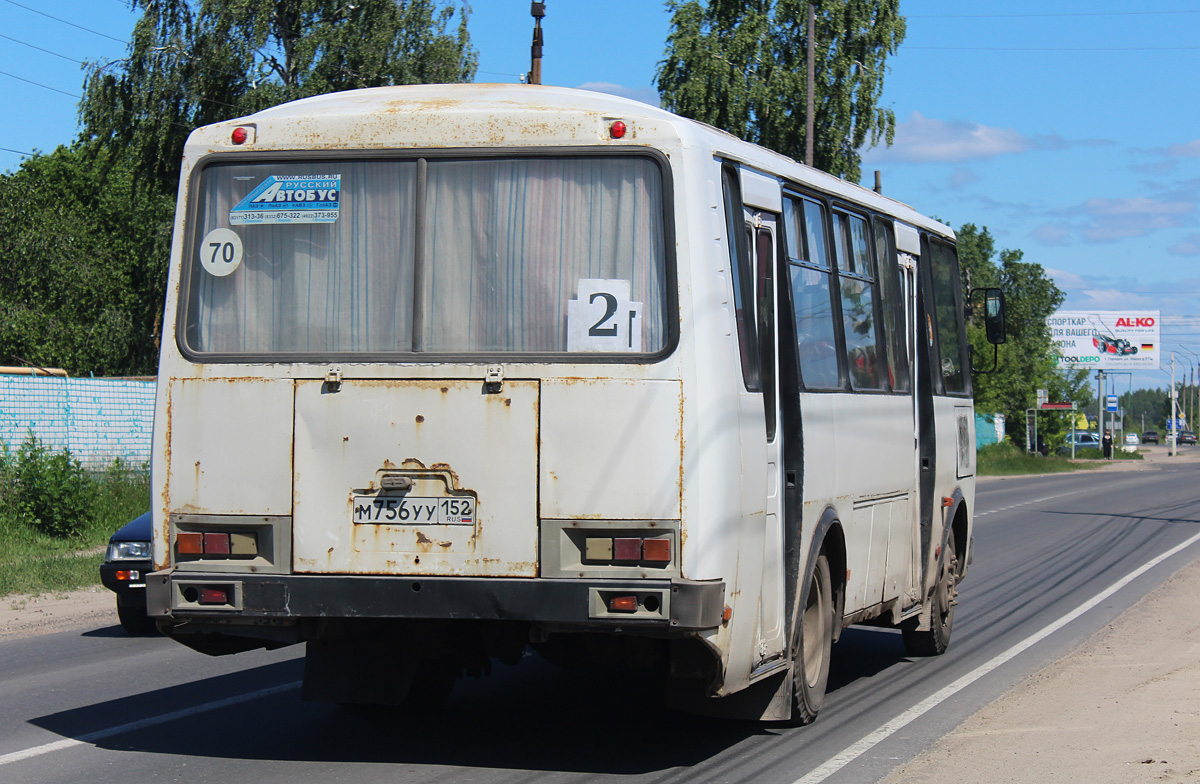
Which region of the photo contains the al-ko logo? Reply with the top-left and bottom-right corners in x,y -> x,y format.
1114,316 -> 1155,327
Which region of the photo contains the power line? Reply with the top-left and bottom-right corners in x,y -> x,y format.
0,68 -> 78,98
0,31 -> 243,112
907,45 -> 1200,52
0,31 -> 85,65
0,145 -> 35,157
0,0 -> 128,44
910,10 -> 1200,19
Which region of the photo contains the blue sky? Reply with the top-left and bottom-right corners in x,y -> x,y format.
3,0 -> 1200,393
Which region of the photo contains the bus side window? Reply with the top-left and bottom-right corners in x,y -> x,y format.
928,239 -> 970,394
832,210 -> 884,390
782,195 -> 840,389
722,165 -> 761,391
874,219 -> 910,392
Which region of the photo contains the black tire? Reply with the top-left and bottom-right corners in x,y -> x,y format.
902,528 -> 958,656
791,553 -> 833,725
116,599 -> 156,635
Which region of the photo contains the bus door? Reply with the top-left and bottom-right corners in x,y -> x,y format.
875,219 -> 923,610
906,229 -> 938,592
747,209 -> 786,665
896,244 -> 926,607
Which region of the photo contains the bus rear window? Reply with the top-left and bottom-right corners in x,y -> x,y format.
182,155 -> 669,358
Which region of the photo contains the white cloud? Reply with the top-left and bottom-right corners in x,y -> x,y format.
1045,267 -> 1087,288
948,167 -> 980,189
867,111 -> 1031,163
575,82 -> 660,108
1167,140 -> 1200,158
1033,224 -> 1072,246
1168,233 -> 1200,256
1078,197 -> 1193,242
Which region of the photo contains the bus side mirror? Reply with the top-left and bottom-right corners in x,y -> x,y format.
970,287 -> 1006,344
982,288 -> 1006,345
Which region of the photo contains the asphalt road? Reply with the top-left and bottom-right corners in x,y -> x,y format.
3,458 -> 1199,784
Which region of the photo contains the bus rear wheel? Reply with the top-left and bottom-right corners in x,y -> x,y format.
903,529 -> 958,656
791,553 -> 833,725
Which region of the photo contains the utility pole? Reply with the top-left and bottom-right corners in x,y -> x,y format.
1170,353 -> 1177,457
529,2 -> 545,85
805,2 -> 815,167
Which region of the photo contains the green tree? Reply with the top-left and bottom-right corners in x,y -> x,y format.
655,0 -> 904,180
81,0 -> 478,193
958,224 -> 1090,450
0,145 -> 173,375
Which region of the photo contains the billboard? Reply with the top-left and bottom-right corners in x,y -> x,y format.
1046,310 -> 1160,370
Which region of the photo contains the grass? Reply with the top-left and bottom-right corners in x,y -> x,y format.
977,440 -> 1143,476
0,460 -> 149,598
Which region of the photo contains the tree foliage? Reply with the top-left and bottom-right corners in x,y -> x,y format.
655,0 -> 904,180
3,0 -> 477,376
958,224 -> 1090,449
80,0 -> 478,192
0,145 -> 173,375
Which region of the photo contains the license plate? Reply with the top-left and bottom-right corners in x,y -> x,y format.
352,495 -> 475,525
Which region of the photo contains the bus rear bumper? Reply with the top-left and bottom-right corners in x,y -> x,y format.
146,572 -> 725,632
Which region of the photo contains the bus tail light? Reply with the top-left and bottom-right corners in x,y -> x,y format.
642,538 -> 671,562
614,538 -> 642,561
175,530 -> 259,559
609,595 -> 638,612
176,533 -> 204,555
199,586 -> 230,605
204,533 -> 231,555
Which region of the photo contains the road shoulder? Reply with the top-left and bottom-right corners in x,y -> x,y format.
0,587 -> 115,640
881,554 -> 1200,783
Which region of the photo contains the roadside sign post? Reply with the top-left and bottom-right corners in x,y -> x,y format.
1032,402 -> 1078,457
1105,395 -> 1119,459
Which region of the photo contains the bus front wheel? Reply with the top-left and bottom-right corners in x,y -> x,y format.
791,553 -> 833,725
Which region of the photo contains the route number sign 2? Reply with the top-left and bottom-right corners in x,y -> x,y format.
567,279 -> 643,352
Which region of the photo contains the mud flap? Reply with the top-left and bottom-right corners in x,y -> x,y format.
665,665 -> 794,721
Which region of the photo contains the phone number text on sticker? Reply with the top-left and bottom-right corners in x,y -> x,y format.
352,495 -> 475,525
230,174 -> 341,225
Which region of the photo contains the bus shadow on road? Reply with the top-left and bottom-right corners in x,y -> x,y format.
828,625 -> 919,694
30,654 -> 769,774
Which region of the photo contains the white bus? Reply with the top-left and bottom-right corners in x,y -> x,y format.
146,84 -> 1004,722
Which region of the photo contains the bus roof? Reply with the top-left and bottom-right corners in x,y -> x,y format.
189,83 -> 953,240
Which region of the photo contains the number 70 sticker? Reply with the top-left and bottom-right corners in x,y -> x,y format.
567,279 -> 643,352
199,228 -> 244,277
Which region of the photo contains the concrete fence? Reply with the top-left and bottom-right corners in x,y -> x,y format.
0,375 -> 155,471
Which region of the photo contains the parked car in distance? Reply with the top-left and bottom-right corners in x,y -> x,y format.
1124,433 -> 1140,445
1180,430 -> 1198,445
1059,431 -> 1101,454
1143,430 -> 1159,444
99,512 -> 157,634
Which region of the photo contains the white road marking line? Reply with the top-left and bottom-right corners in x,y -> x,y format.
792,528 -> 1200,784
0,680 -> 301,767
976,488 -> 1088,517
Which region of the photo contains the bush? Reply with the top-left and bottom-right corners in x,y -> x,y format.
977,440 -> 1091,476
0,434 -> 96,538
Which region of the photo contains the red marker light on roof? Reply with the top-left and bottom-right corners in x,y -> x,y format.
231,127 -> 249,145
609,120 -> 627,139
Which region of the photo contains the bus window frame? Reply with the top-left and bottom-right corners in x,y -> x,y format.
780,189 -> 846,393
175,146 -> 680,366
924,234 -> 973,398
829,202 -> 889,393
722,162 -> 762,392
